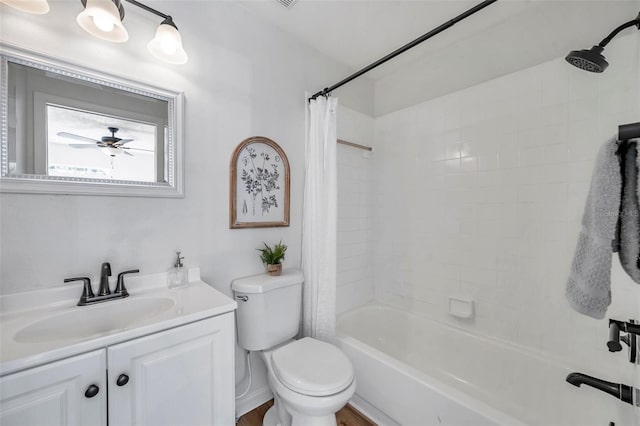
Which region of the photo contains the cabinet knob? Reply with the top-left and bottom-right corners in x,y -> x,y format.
116,373 -> 129,386
84,384 -> 100,398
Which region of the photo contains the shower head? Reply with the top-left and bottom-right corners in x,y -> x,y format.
566,45 -> 608,73
566,12 -> 640,72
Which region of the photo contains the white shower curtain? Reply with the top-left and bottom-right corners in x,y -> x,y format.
302,95 -> 338,342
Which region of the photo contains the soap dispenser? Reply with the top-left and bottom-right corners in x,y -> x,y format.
168,251 -> 188,289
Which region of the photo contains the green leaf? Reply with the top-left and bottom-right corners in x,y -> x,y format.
256,240 -> 287,264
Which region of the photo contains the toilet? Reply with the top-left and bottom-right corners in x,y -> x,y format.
232,269 -> 356,426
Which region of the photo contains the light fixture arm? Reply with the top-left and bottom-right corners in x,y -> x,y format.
79,0 -> 174,24
123,0 -> 173,23
598,12 -> 640,48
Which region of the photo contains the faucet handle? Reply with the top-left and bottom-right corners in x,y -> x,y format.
115,269 -> 139,297
64,277 -> 94,304
609,319 -> 640,351
608,320 -> 623,352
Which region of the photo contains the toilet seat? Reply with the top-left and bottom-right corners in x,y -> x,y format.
271,337 -> 354,397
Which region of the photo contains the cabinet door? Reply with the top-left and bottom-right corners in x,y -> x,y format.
0,349 -> 106,426
108,314 -> 235,426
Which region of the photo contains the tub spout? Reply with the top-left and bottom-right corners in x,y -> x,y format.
566,373 -> 634,405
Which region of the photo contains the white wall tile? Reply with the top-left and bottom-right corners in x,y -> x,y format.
371,33 -> 640,370
336,105 -> 375,313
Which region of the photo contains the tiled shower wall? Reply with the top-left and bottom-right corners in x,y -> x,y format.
371,33 -> 640,367
336,106 -> 375,314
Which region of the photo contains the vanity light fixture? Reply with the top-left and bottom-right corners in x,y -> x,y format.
0,0 -> 50,14
77,0 -> 188,64
77,0 -> 128,42
147,16 -> 188,65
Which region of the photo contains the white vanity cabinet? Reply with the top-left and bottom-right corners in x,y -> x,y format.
0,350 -> 107,426
108,313 -> 235,426
0,313 -> 235,426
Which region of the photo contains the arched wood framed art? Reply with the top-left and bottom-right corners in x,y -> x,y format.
230,136 -> 290,229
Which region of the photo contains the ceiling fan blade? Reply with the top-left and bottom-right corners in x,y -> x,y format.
68,143 -> 99,149
122,147 -> 154,153
57,132 -> 99,143
117,139 -> 135,144
123,150 -> 135,157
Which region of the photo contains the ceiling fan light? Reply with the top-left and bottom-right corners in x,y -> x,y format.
77,0 -> 128,43
100,146 -> 123,157
148,18 -> 188,65
0,0 -> 49,14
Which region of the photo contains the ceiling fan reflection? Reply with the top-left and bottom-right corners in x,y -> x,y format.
55,126 -> 153,157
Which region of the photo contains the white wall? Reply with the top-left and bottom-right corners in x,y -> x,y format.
372,1 -> 640,117
0,0 -> 373,415
372,31 -> 640,379
0,2 -> 372,294
336,106 -> 375,314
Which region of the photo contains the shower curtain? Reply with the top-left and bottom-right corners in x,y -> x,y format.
302,95 -> 338,342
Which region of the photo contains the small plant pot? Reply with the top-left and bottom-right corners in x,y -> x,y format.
267,263 -> 282,276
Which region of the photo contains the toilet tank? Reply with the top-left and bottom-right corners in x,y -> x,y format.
231,269 -> 303,351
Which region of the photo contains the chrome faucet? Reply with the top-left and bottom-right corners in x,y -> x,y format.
65,264 -> 139,306
566,373 -> 635,406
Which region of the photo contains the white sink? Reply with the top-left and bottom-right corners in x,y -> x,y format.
1,269 -> 238,377
14,296 -> 175,343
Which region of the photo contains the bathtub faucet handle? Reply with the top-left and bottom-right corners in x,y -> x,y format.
608,319 -> 639,364
608,320 -> 623,352
608,319 -> 640,349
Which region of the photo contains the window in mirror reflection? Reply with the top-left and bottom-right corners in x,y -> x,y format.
4,60 -> 171,184
46,104 -> 161,182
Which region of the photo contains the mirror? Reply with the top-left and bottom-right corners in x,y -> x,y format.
0,45 -> 183,197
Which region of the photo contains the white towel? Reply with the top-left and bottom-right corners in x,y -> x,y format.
566,138 -> 621,319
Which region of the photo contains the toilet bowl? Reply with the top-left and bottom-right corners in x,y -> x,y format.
260,338 -> 356,426
231,270 -> 356,426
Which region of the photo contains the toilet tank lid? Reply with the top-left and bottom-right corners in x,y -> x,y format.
231,269 -> 303,294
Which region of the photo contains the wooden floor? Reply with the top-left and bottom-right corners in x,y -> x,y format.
237,399 -> 376,426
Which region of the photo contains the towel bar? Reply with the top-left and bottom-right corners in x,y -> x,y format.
618,122 -> 640,141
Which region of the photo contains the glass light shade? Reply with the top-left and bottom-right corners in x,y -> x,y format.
77,0 -> 128,43
100,146 -> 123,157
147,23 -> 188,65
0,0 -> 49,14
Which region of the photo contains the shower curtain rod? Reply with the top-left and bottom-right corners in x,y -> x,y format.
308,0 -> 498,101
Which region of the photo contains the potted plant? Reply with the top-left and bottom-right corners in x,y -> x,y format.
257,241 -> 287,276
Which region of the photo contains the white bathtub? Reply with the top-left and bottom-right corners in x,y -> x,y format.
337,304 -> 636,426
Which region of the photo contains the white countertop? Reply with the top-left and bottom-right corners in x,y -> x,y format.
0,268 -> 236,376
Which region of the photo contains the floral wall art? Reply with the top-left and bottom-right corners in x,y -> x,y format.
230,136 -> 290,228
